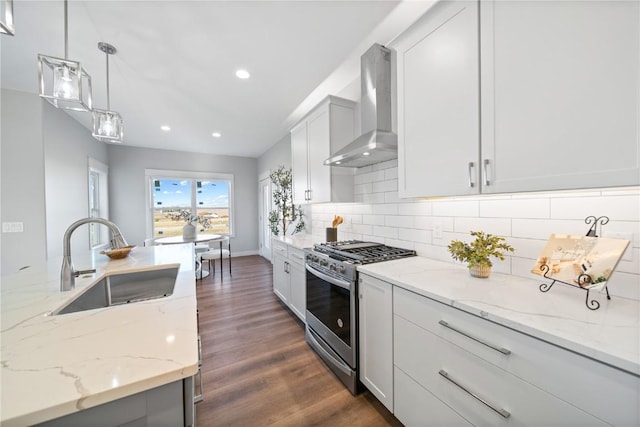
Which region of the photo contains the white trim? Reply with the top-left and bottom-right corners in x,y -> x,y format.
88,157 -> 110,250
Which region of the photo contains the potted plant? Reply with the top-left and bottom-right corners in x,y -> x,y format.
448,231 -> 514,278
268,166 -> 305,236
167,210 -> 211,239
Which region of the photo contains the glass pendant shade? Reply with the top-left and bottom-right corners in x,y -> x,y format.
0,0 -> 15,36
37,0 -> 92,112
92,109 -> 123,143
38,55 -> 92,111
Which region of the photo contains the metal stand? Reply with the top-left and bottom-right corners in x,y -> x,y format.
538,216 -> 611,311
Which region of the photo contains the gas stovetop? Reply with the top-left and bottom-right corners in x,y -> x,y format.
312,240 -> 416,264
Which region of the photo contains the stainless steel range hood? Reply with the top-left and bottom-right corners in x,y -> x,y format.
324,44 -> 397,168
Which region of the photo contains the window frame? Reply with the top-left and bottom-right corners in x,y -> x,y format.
87,158 -> 110,249
145,169 -> 235,239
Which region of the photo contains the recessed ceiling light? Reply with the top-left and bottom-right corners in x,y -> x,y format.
362,152 -> 370,156
161,125 -> 171,131
235,69 -> 250,79
212,132 -> 222,138
336,161 -> 341,165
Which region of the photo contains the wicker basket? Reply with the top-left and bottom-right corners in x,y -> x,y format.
469,264 -> 491,278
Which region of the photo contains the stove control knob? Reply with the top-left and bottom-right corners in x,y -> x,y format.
329,264 -> 336,271
338,266 -> 346,274
320,259 -> 329,267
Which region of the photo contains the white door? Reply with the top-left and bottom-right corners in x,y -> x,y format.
258,177 -> 271,261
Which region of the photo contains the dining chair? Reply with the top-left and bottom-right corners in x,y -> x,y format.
198,236 -> 231,281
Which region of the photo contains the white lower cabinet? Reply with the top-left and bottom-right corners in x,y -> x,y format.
394,366 -> 471,427
287,247 -> 306,322
394,315 -> 606,426
358,274 -> 393,411
272,239 -> 306,323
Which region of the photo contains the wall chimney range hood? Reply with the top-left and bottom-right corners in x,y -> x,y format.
325,44 -> 397,168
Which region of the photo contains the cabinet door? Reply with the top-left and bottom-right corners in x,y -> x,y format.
291,122 -> 309,204
358,274 -> 393,411
396,0 -> 480,198
307,108 -> 331,203
288,260 -> 306,322
480,0 -> 640,193
273,255 -> 289,304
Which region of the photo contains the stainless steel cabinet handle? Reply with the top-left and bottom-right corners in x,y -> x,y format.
483,159 -> 490,186
439,370 -> 510,419
468,162 -> 475,188
439,320 -> 511,355
284,261 -> 290,274
307,189 -> 312,201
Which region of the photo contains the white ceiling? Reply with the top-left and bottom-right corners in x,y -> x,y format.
1,0 -> 433,158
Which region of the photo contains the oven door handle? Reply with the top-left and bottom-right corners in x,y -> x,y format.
305,264 -> 352,290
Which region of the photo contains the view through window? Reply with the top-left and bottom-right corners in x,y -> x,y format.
151,177 -> 232,237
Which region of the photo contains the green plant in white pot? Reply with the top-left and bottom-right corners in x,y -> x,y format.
448,231 -> 514,278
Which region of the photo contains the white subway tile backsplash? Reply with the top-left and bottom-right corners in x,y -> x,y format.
399,201 -> 432,216
309,185 -> 639,301
384,191 -> 400,203
355,183 -> 373,195
550,195 -> 640,221
512,219 -> 587,239
480,198 -> 550,219
373,204 -> 399,215
373,225 -> 398,239
362,214 -> 385,226
432,199 -> 480,217
385,167 -> 398,180
386,215 -> 415,228
352,223 -> 373,235
398,228 -> 430,244
454,217 -> 511,236
373,179 -> 398,193
373,159 -> 398,171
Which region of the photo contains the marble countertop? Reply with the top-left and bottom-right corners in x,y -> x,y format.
1,244 -> 199,426
358,257 -> 640,377
272,234 -> 318,250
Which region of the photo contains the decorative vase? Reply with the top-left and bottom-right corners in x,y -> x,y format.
469,264 -> 491,278
326,227 -> 338,242
182,222 -> 196,240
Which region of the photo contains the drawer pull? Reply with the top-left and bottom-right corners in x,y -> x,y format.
439,370 -> 510,419
439,320 -> 511,355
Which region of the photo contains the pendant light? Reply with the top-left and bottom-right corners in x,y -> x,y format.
0,0 -> 15,36
37,0 -> 92,111
92,42 -> 123,143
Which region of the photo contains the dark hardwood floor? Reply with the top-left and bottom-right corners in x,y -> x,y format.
194,255 -> 402,427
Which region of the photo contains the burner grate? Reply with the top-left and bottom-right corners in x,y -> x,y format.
313,240 -> 416,264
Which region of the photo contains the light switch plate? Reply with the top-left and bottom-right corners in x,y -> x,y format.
433,220 -> 443,240
2,222 -> 23,233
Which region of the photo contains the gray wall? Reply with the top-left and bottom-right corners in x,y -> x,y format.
1,89 -> 108,274
1,89 -> 47,274
257,134 -> 291,179
43,100 -> 109,259
108,145 -> 259,255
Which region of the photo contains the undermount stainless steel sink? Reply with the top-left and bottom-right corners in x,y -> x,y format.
52,265 -> 180,315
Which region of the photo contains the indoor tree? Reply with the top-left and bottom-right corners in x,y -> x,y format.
269,166 -> 305,236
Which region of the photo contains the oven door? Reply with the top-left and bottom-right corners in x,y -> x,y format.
305,263 -> 356,368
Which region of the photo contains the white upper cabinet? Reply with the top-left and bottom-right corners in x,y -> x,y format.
290,96 -> 356,204
480,0 -> 640,193
395,0 -> 640,198
396,0 -> 480,198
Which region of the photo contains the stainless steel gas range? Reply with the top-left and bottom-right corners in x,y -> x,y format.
304,241 -> 416,394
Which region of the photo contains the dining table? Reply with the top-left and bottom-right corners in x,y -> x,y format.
154,233 -> 223,279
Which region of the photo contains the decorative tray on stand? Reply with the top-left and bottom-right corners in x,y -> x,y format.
532,216 -> 630,311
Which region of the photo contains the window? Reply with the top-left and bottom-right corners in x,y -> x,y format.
88,158 -> 109,248
146,170 -> 233,238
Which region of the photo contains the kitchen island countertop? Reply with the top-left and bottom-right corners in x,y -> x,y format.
358,256 -> 640,377
1,244 -> 199,426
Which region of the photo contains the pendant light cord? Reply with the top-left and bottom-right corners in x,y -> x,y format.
105,51 -> 110,110
63,0 -> 68,59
